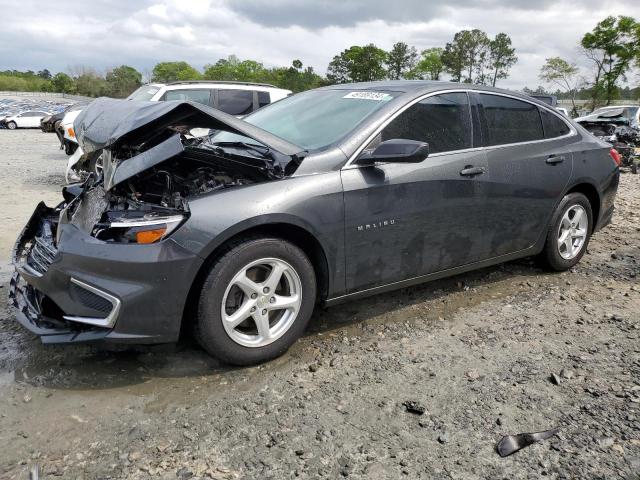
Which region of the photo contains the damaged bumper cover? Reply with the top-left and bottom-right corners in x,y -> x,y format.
9,202 -> 203,344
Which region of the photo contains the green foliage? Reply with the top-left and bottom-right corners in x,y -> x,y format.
581,15 -> 639,105
385,42 -> 418,80
105,65 -> 142,98
442,30 -> 517,85
327,44 -> 388,83
74,72 -> 107,97
539,57 -> 583,114
0,70 -> 53,92
409,48 -> 444,80
151,61 -> 201,83
203,56 -> 324,92
51,73 -> 75,94
488,33 -> 517,86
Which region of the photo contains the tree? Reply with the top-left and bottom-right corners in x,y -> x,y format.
539,57 -> 583,115
441,37 -> 466,82
442,29 -> 490,83
488,33 -> 517,86
385,42 -> 418,80
74,72 -> 107,97
203,55 -> 269,83
409,48 -> 444,80
37,69 -> 52,80
51,72 -> 75,93
581,16 -> 638,105
105,65 -> 142,98
327,44 -> 388,83
151,61 -> 201,83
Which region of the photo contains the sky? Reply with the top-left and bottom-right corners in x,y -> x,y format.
0,0 -> 638,89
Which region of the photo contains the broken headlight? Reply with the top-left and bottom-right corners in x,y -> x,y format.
94,213 -> 185,244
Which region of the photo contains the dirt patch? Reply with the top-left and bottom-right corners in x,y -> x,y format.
0,130 -> 638,479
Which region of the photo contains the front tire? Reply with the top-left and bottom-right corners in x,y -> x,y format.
196,237 -> 317,365
6,121 -> 16,130
64,141 -> 77,155
540,192 -> 593,271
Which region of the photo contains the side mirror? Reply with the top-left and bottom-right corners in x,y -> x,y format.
357,139 -> 429,165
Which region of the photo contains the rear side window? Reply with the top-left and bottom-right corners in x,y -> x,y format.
164,89 -> 212,106
380,92 -> 472,154
257,91 -> 270,108
540,108 -> 570,138
480,94 -> 543,145
217,89 -> 254,115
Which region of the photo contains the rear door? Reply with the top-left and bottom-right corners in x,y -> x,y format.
477,93 -> 574,256
342,92 -> 492,293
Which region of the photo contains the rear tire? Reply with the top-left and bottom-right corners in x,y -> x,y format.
540,192 -> 593,271
195,237 -> 316,365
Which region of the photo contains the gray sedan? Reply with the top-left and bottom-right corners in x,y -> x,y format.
10,81 -> 619,365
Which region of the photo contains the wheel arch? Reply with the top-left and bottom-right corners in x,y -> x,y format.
180,221 -> 331,337
564,181 -> 601,232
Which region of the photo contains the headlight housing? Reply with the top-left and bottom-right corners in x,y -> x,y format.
94,213 -> 185,244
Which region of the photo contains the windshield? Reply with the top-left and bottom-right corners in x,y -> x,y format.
127,85 -> 161,101
211,89 -> 399,151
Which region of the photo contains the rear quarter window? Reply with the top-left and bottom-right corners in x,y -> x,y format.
480,94 -> 544,146
163,89 -> 212,106
217,89 -> 254,115
540,108 -> 570,138
257,91 -> 270,108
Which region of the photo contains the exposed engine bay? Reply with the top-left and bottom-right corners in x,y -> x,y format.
59,97 -> 305,244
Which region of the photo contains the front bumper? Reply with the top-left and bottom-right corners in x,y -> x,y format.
9,202 -> 203,344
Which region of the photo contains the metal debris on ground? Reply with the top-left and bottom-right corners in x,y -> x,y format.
402,400 -> 426,415
496,427 -> 560,457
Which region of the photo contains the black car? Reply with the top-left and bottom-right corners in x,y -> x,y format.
10,81 -> 619,365
40,106 -> 73,133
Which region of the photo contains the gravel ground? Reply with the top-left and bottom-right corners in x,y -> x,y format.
0,130 -> 638,479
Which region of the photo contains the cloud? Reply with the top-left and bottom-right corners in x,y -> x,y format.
0,0 -> 637,89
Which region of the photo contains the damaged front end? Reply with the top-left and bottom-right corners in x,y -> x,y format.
577,110 -> 640,170
10,98 -> 305,343
64,98 -> 304,244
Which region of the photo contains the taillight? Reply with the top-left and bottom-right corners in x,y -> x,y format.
609,148 -> 621,166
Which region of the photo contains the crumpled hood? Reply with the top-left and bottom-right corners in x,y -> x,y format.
73,97 -> 304,157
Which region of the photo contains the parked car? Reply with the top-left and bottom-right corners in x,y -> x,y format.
10,81 -> 619,365
575,105 -> 640,128
55,103 -> 88,155
40,104 -> 75,133
575,105 -> 640,170
1,110 -> 51,129
126,80 -> 292,113
65,81 -> 293,180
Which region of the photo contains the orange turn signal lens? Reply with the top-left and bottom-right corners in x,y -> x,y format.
67,127 -> 75,138
135,227 -> 166,244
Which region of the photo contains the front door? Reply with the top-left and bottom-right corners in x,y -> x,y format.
341,92 -> 492,293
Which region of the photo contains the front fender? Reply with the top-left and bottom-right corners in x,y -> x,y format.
171,172 -> 346,297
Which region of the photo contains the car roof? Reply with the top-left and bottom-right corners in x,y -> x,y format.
319,80 -> 556,108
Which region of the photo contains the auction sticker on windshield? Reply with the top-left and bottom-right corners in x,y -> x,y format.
343,91 -> 392,101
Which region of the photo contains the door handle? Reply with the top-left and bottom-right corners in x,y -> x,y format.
545,155 -> 565,165
460,166 -> 486,176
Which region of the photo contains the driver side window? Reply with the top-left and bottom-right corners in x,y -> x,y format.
375,92 -> 472,154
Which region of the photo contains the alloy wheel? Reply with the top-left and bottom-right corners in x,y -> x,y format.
557,204 -> 588,260
221,258 -> 302,348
